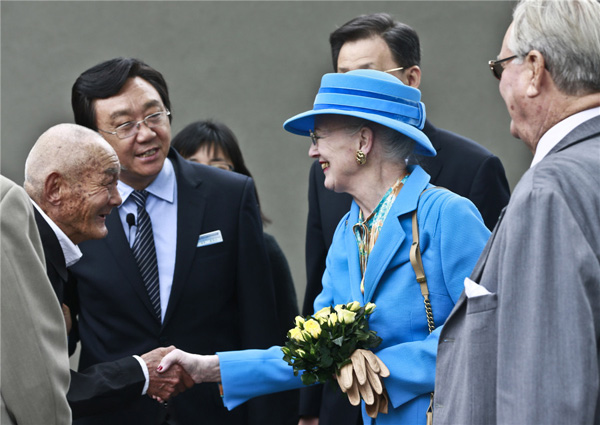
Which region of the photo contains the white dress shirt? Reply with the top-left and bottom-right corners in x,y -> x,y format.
532,106 -> 600,168
116,158 -> 178,324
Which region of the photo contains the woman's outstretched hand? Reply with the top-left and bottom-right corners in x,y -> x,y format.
156,349 -> 221,387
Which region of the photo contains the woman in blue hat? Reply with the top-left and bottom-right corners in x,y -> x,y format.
156,70 -> 490,425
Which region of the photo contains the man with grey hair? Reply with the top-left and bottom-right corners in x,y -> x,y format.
434,0 -> 600,423
24,123 -> 193,419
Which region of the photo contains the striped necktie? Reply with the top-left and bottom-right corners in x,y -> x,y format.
131,190 -> 161,320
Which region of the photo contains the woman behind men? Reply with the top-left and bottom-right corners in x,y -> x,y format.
172,121 -> 299,425
159,70 -> 490,424
172,120 -> 299,337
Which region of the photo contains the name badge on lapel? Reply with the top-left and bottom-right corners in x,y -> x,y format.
197,230 -> 223,247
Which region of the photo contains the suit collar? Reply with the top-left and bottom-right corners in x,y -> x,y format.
547,114 -> 600,158
34,208 -> 69,282
163,148 -> 207,325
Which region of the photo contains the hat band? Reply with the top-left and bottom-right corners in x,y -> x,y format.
314,92 -> 425,128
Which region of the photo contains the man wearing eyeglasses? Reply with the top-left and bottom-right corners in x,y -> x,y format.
68,57 -> 283,425
300,13 -> 511,425
434,0 -> 600,423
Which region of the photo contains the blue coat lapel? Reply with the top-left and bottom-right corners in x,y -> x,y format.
362,166 -> 431,303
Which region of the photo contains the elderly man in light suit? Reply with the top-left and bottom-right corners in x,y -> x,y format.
0,175 -> 71,424
434,0 -> 600,424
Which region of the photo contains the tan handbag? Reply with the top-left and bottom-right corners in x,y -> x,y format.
409,188 -> 441,425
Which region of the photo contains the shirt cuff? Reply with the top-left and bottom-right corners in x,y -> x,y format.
133,355 -> 150,395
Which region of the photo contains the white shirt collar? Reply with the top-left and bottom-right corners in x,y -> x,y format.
118,158 -> 176,204
30,199 -> 83,268
531,107 -> 600,168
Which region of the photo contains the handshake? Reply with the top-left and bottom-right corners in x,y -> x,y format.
143,347 -> 221,403
142,346 -> 196,402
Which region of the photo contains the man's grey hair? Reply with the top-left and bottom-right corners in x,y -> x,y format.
509,0 -> 600,96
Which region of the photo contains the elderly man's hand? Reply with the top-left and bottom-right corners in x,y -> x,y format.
142,346 -> 195,401
61,303 -> 72,334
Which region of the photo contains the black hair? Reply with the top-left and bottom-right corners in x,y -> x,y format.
172,120 -> 271,225
72,57 -> 172,130
330,13 -> 421,71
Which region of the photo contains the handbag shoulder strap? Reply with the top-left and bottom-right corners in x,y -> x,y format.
409,187 -> 446,334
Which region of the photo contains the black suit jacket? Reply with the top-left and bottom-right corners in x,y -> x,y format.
34,209 -> 146,420
300,120 -> 510,423
69,149 -> 283,425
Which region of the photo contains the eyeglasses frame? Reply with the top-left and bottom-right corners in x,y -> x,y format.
98,109 -> 171,139
488,55 -> 517,80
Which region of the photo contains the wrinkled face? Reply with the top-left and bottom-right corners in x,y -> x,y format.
186,145 -> 234,171
94,77 -> 171,190
58,148 -> 122,244
497,23 -> 535,149
337,36 -> 407,83
308,115 -> 362,194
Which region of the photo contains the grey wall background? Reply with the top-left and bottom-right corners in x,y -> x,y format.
1,1 -> 529,314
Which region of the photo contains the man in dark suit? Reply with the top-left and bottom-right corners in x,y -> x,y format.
434,0 -> 600,423
299,14 -> 511,425
68,57 -> 283,425
24,123 -> 193,419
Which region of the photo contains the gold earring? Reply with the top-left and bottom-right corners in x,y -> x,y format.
356,150 -> 366,165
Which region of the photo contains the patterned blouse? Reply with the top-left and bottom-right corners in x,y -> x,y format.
352,174 -> 410,294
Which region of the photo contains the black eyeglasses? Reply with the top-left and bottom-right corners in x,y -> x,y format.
488,55 -> 517,80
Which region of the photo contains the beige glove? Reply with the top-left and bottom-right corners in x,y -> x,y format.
336,349 -> 390,418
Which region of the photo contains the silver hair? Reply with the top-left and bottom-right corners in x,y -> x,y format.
509,0 -> 600,96
341,117 -> 415,163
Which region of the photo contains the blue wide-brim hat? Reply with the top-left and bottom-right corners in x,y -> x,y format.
283,69 -> 436,157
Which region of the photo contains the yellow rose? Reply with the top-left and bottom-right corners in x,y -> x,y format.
295,316 -> 305,327
365,302 -> 376,314
346,301 -> 361,312
328,312 -> 339,327
289,327 -> 303,341
338,309 -> 357,324
334,304 -> 344,315
304,319 -> 322,339
313,307 -> 331,324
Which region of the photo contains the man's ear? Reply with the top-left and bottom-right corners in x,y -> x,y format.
525,50 -> 546,97
44,172 -> 63,206
404,65 -> 422,88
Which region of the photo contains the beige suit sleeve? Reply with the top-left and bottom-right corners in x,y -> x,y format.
0,176 -> 71,424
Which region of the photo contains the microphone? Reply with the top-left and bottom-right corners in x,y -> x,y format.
126,213 -> 136,247
126,213 -> 136,228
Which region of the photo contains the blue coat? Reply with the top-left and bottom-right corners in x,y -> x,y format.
218,165 -> 490,424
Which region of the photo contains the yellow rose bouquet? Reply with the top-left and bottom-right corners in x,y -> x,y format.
281,301 -> 381,386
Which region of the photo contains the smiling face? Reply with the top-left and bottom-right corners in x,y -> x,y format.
56,145 -> 122,244
308,115 -> 363,194
94,77 -> 171,190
